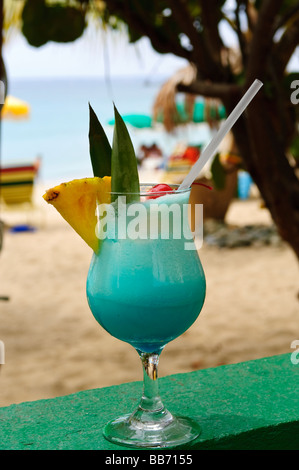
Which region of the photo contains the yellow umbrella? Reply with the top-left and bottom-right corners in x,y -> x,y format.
1,95 -> 30,120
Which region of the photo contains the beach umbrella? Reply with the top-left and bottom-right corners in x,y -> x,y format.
107,113 -> 152,129
155,99 -> 226,127
190,101 -> 226,123
1,95 -> 30,120
152,65 -> 226,132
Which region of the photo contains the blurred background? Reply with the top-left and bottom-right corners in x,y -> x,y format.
0,0 -> 298,407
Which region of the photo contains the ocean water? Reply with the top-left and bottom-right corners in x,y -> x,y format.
1,76 -> 211,182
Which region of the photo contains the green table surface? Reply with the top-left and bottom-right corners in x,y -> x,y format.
0,353 -> 298,450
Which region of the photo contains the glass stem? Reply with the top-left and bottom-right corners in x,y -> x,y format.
128,350 -> 174,429
139,351 -> 164,413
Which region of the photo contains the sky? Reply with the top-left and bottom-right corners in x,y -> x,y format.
3,25 -> 189,80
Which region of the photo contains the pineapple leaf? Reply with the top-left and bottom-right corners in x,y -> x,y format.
111,104 -> 140,203
88,103 -> 111,177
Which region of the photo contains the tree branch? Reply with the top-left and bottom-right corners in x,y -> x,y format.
131,0 -> 191,59
197,0 -> 227,80
273,2 -> 299,33
235,0 -> 248,67
246,0 -> 284,86
273,15 -> 299,77
244,0 -> 257,32
166,0 -> 207,76
105,0 -> 192,61
177,80 -> 241,101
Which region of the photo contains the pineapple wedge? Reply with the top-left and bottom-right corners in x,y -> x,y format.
43,177 -> 111,253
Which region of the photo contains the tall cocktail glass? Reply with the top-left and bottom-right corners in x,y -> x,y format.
86,184 -> 206,448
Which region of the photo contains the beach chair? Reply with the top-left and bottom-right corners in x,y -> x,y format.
0,158 -> 40,207
0,158 -> 43,229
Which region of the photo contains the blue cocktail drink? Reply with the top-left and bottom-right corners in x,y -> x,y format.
86,184 -> 206,448
87,187 -> 205,353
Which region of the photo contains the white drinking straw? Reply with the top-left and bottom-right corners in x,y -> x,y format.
179,79 -> 263,190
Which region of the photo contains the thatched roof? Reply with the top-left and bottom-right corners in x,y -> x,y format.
152,49 -> 242,132
152,65 -> 197,132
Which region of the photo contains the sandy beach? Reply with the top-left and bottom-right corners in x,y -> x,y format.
0,179 -> 298,408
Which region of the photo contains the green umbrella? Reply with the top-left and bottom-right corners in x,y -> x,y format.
108,113 -> 152,129
154,101 -> 226,128
192,101 -> 226,123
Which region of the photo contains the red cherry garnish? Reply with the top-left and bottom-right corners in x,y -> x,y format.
147,184 -> 174,199
146,182 -> 213,200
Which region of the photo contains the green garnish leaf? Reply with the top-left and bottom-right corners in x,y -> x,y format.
111,104 -> 140,203
88,103 -> 111,177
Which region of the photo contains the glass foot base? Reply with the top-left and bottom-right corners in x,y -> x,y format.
103,412 -> 201,449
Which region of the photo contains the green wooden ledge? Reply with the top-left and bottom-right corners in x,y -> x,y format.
0,353 -> 298,450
